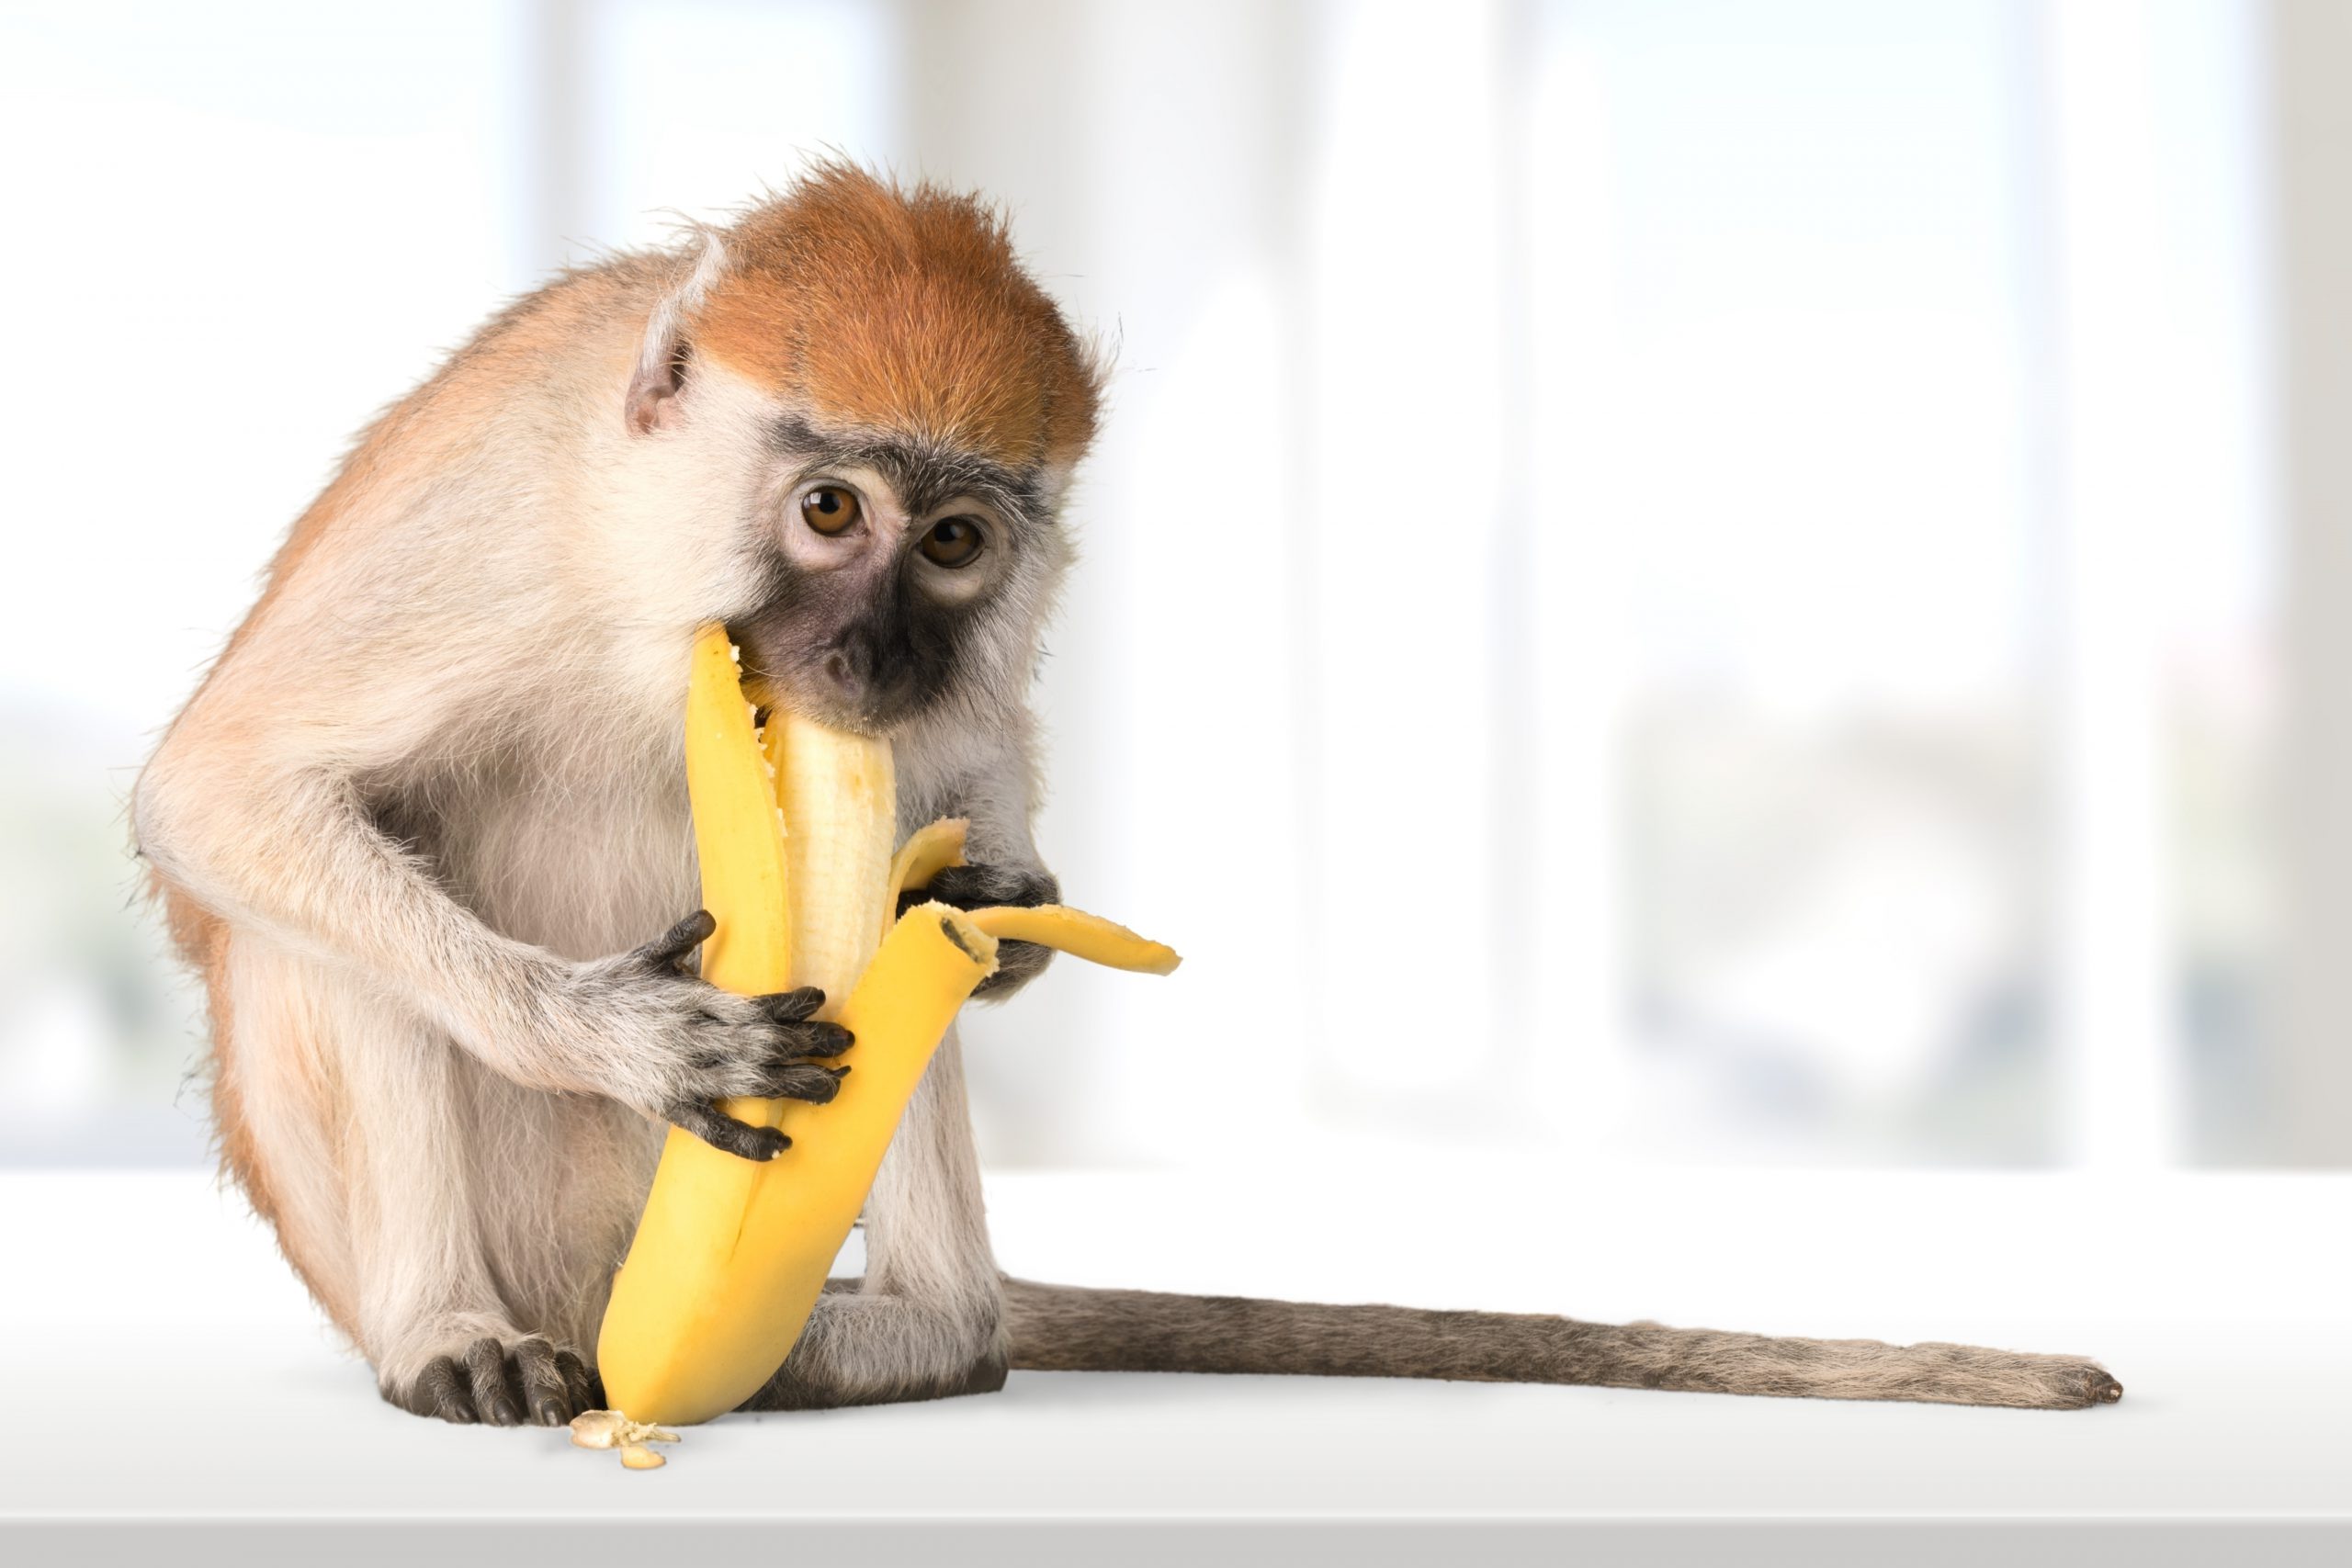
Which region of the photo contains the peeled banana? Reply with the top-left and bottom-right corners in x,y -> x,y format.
594,626 -> 1177,1425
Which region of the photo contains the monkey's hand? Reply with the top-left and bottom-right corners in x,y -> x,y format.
552,910 -> 854,1161
899,862 -> 1059,998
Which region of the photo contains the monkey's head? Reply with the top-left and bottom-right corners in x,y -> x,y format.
622,164 -> 1102,736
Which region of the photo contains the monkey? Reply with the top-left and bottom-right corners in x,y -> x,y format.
134,164 -> 2120,1426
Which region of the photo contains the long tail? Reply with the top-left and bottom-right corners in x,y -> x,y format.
1001,1280 -> 2122,1410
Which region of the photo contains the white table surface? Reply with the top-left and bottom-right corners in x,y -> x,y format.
1,1164 -> 2345,1564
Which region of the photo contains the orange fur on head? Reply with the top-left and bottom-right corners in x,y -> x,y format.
694,164 -> 1102,469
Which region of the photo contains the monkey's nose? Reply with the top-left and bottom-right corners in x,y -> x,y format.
822,645 -> 882,702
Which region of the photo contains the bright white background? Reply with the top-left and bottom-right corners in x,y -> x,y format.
2,0 -> 2346,1179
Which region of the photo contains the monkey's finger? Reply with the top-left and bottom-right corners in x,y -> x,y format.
776,1018 -> 854,1057
512,1337 -> 571,1427
556,1348 -> 596,1418
761,1061 -> 847,1104
914,863 -> 990,906
465,1336 -> 524,1427
976,939 -> 1052,992
670,1100 -> 789,1161
993,939 -> 1051,973
642,909 -> 718,971
411,1356 -> 477,1425
915,863 -> 1057,913
758,985 -> 828,1024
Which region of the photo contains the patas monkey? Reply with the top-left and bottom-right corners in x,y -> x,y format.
136,165 -> 2121,1423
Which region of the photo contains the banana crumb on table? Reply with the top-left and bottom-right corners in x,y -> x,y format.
569,1411 -> 680,1470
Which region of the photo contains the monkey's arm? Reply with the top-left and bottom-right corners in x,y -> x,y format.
134,617 -> 843,1156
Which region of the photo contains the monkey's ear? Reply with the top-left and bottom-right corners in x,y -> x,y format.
626,234 -> 729,435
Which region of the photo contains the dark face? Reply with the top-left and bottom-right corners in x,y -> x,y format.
729,416 -> 1052,733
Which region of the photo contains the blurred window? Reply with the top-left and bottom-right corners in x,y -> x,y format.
0,0 -> 2286,1170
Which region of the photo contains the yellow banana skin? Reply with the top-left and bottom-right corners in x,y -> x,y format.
679,626 -> 792,1009
595,626 -> 1178,1426
967,904 -> 1182,976
597,902 -> 998,1426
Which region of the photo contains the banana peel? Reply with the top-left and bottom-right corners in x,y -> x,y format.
595,626 -> 1178,1425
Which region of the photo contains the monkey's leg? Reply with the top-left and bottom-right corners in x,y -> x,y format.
220,937 -> 602,1426
1001,1284 -> 2123,1410
738,1023 -> 1008,1411
356,1049 -> 611,1426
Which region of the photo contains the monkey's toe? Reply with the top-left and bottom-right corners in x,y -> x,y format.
512,1337 -> 574,1427
559,1347 -> 602,1417
394,1355 -> 481,1424
465,1336 -> 525,1426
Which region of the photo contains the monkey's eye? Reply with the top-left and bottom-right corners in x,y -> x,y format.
800,485 -> 862,536
919,517 -> 985,568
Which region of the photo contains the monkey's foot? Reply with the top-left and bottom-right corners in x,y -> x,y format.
383,1336 -> 603,1427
